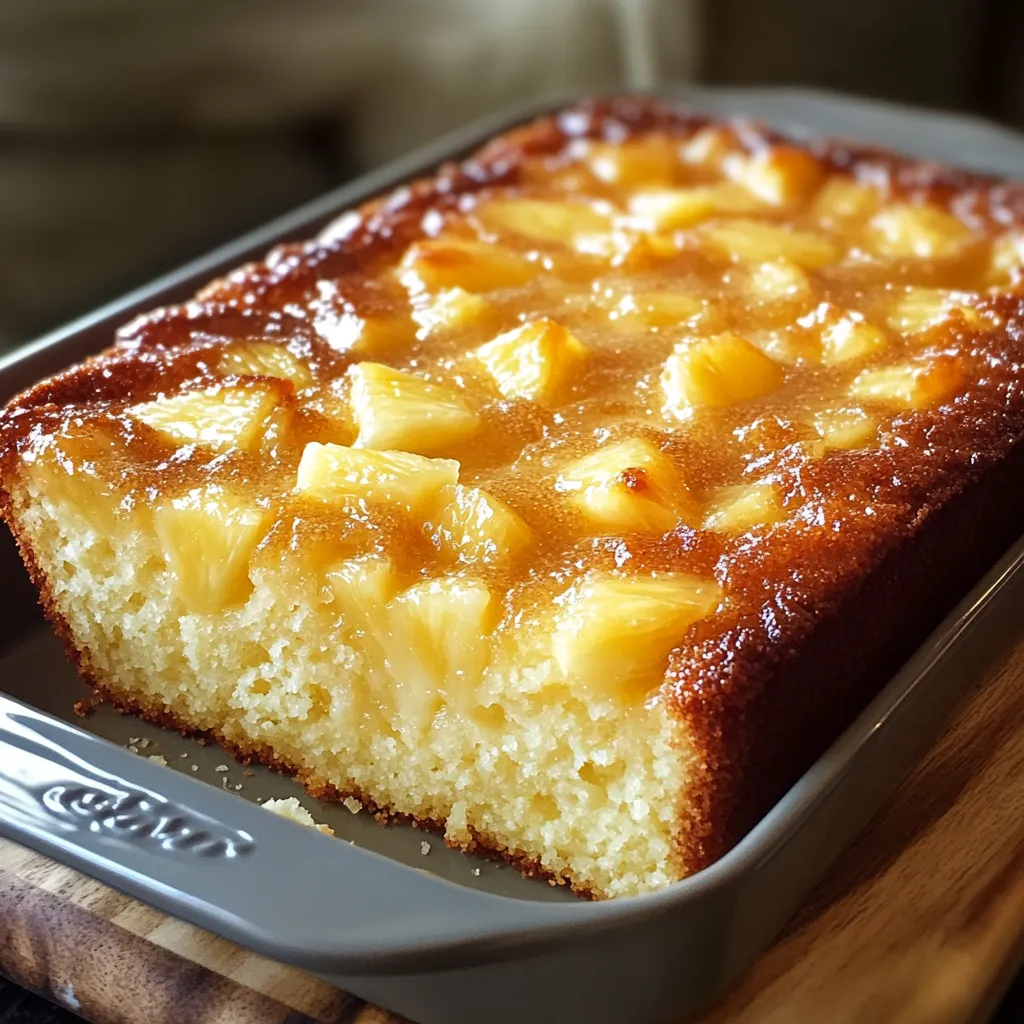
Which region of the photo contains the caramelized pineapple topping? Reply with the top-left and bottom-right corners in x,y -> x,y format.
662,332 -> 784,416
217,341 -> 313,387
295,443 -> 459,514
428,484 -> 532,565
745,260 -> 812,302
552,574 -> 722,700
885,287 -> 984,336
475,319 -> 587,405
557,438 -> 697,533
411,288 -> 496,336
475,199 -> 614,250
810,306 -> 888,365
129,382 -> 282,452
46,114 -> 1011,716
399,237 -> 537,295
850,357 -> 963,410
867,204 -> 975,259
725,145 -> 824,206
627,184 -> 762,230
583,137 -> 679,187
704,482 -> 784,533
347,362 -> 479,455
812,407 -> 878,452
702,220 -> 839,268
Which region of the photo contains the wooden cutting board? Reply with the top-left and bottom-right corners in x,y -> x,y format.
2,638 -> 1024,1024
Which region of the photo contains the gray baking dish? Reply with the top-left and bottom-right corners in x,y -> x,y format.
2,86 -> 1024,1024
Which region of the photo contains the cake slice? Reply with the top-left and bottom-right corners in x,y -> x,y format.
3,98 -> 1024,898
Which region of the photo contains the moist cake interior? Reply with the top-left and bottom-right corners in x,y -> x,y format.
3,99 -> 1024,898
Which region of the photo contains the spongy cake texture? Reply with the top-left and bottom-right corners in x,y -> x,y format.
5,97 -> 1024,898
13,466 -> 688,898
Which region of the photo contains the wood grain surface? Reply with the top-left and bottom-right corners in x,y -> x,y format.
1,637 -> 1023,1024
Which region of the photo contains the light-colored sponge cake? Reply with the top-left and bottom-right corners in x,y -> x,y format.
4,97 -> 1024,898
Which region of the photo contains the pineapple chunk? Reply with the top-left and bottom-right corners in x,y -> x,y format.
867,204 -> 973,259
611,230 -> 683,265
681,126 -> 737,169
585,137 -> 678,187
745,260 -> 811,301
812,177 -> 882,225
605,289 -> 708,330
726,146 -> 824,206
295,442 -> 459,514
387,578 -> 496,720
153,487 -> 268,614
474,199 -> 613,249
347,362 -> 479,455
849,357 -> 962,410
429,484 -> 532,565
399,237 -> 537,295
885,287 -> 983,335
556,438 -> 698,533
552,573 -> 722,700
818,312 -> 888,365
746,326 -> 817,367
328,555 -> 398,646
475,319 -> 587,406
217,341 -> 313,387
129,382 -> 280,452
31,457 -> 122,539
567,226 -> 678,263
411,287 -> 495,335
989,232 -> 1024,281
812,407 -> 878,452
702,220 -> 839,268
314,308 -> 413,355
627,184 -> 761,230
327,556 -> 400,707
662,333 -> 784,417
703,482 -> 783,533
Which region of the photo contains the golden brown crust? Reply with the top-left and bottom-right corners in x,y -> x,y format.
5,95 -> 1024,885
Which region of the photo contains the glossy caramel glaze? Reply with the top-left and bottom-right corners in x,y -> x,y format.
5,97 -> 1024,870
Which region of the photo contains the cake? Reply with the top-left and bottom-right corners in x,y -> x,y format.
3,97 -> 1024,899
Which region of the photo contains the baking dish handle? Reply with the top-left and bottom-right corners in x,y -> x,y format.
0,694 -> 583,973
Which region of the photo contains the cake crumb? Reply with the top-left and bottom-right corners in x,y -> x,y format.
420,841 -> 431,856
190,764 -> 198,772
128,737 -> 139,745
262,797 -> 334,836
243,769 -> 255,778
138,738 -> 150,749
214,765 -> 229,773
148,755 -> 168,766
471,867 -> 481,877
179,752 -> 189,759
127,744 -> 138,754
343,796 -> 362,815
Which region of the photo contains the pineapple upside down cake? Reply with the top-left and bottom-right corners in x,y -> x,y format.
4,97 -> 1024,898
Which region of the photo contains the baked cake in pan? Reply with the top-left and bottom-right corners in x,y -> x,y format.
4,97 -> 1024,899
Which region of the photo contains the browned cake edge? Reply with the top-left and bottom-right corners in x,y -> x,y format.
3,95 -> 1024,891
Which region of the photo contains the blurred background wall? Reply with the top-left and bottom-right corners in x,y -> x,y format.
2,0 -> 1022,348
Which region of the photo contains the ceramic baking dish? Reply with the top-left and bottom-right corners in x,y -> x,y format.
2,86 -> 1024,1024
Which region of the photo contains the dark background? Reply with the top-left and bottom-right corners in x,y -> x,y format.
3,1 -> 1024,1020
